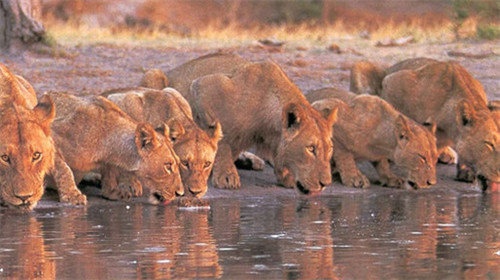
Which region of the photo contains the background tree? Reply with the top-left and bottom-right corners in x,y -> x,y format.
0,0 -> 45,50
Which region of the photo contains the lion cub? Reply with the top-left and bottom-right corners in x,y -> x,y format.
103,87 -> 222,198
46,92 -> 183,204
308,88 -> 438,189
0,64 -> 86,210
164,53 -> 337,195
351,58 -> 499,191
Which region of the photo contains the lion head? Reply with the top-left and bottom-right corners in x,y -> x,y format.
108,88 -> 221,198
392,115 -> 438,189
454,100 -> 499,191
0,65 -> 56,211
312,97 -> 437,190
168,120 -> 222,198
134,122 -> 183,205
274,102 -> 337,195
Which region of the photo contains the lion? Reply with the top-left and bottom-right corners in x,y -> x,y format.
46,91 -> 183,204
0,64 -> 86,210
308,87 -> 438,189
103,87 -> 222,198
489,100 -> 500,123
163,53 -> 337,194
350,58 -> 499,191
141,67 -> 266,172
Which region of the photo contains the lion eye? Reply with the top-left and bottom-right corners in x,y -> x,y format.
32,152 -> 42,162
418,154 -> 427,163
164,162 -> 173,174
204,161 -> 212,168
306,145 -> 317,156
181,160 -> 189,168
484,141 -> 495,151
1,154 -> 9,163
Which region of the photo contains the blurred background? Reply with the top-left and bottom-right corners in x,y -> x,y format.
41,0 -> 500,45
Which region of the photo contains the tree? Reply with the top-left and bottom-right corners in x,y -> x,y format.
0,0 -> 45,50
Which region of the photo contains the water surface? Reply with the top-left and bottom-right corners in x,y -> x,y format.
0,168 -> 498,279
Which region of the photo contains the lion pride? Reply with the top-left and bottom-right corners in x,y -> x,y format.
164,53 -> 337,194
103,87 -> 222,198
308,87 -> 438,189
350,58 -> 499,191
46,91 -> 183,204
0,64 -> 86,210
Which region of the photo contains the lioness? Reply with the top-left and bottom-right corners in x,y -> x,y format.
308,87 -> 438,189
164,53 -> 337,194
0,64 -> 86,210
103,87 -> 222,198
350,58 -> 499,191
141,68 -> 266,172
46,91 -> 183,204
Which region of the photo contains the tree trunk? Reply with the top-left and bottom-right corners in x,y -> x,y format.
0,0 -> 44,50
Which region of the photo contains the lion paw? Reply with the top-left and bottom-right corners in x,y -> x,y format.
438,148 -> 457,165
119,178 -> 143,197
380,176 -> 404,188
60,190 -> 87,205
102,187 -> 132,201
212,170 -> 241,189
456,164 -> 475,183
341,171 -> 370,189
235,152 -> 266,171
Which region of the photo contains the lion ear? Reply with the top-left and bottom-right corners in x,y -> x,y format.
311,100 -> 338,127
0,64 -> 27,106
33,94 -> 55,135
326,107 -> 338,127
136,123 -> 160,152
208,121 -> 223,143
455,99 -> 476,128
283,102 -> 305,132
155,123 -> 171,140
166,119 -> 184,142
394,115 -> 412,146
423,117 -> 436,134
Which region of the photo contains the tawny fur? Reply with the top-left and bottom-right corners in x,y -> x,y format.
0,64 -> 85,210
350,58 -> 499,191
105,87 -> 222,198
139,68 -> 169,90
46,91 -> 183,204
165,53 -> 337,194
308,87 -> 438,189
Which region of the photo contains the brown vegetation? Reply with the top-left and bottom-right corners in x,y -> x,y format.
40,0 -> 500,46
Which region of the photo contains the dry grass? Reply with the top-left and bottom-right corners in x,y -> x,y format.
45,16 -> 491,49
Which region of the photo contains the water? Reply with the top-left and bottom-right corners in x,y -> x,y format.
0,185 -> 498,279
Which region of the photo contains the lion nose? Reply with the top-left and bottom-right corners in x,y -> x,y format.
175,188 -> 184,197
427,178 -> 437,186
15,194 -> 33,202
189,189 -> 202,197
319,178 -> 331,188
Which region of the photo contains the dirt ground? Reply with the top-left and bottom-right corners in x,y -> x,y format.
1,40 -> 499,201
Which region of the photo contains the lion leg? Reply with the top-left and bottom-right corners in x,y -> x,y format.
49,152 -> 87,205
438,146 -> 457,165
373,159 -> 404,188
211,143 -> 241,189
234,151 -> 266,171
456,160 -> 476,183
333,147 -> 370,188
101,166 -> 142,201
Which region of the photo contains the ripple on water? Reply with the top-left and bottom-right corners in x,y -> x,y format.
138,247 -> 166,253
